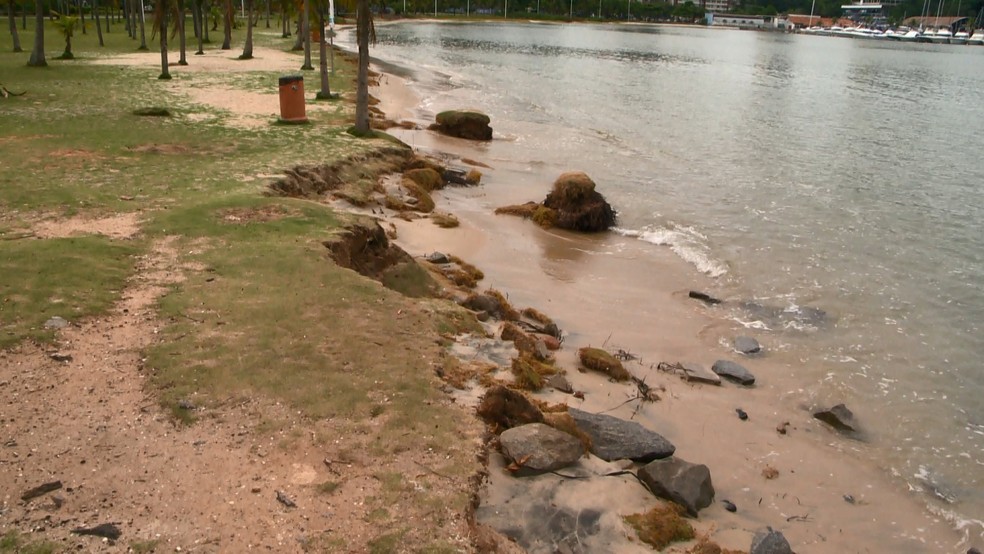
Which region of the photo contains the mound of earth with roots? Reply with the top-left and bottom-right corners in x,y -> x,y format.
495,172 -> 617,233
429,110 -> 494,141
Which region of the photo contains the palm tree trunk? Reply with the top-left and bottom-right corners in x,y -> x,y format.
8,0 -> 23,51
78,0 -> 86,34
158,10 -> 170,78
354,0 -> 370,133
300,0 -> 311,69
93,0 -> 104,44
291,16 -> 301,47
221,0 -> 230,48
264,0 -> 269,27
202,0 -> 210,40
194,0 -> 203,52
27,0 -> 45,66
316,9 -> 330,98
239,0 -> 252,58
138,0 -> 148,48
178,0 -> 187,64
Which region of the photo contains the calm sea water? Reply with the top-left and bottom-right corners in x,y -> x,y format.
343,22 -> 984,539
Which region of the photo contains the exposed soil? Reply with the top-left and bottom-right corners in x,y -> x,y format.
32,213 -> 144,240
0,233 -> 479,552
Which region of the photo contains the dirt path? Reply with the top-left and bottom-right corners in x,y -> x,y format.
0,235 -> 355,552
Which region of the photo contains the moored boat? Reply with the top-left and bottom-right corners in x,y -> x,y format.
952,30 -> 970,44
969,30 -> 984,45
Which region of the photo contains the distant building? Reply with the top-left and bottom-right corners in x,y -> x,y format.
708,14 -> 791,28
903,15 -> 968,31
702,0 -> 731,13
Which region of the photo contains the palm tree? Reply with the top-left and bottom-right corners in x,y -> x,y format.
7,0 -> 23,51
52,13 -> 79,58
137,0 -> 148,49
220,0 -> 230,48
239,0 -> 253,58
93,0 -> 104,45
152,0 -> 171,78
175,0 -> 187,64
300,0 -> 312,69
192,0 -> 203,53
314,0 -> 331,98
26,0 -> 45,66
353,0 -> 371,133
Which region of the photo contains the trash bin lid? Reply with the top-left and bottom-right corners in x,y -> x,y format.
279,75 -> 304,86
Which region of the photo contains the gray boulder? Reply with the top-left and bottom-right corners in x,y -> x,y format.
499,423 -> 584,474
637,457 -> 714,517
813,403 -> 858,433
712,360 -> 756,386
750,528 -> 794,554
568,408 -> 675,463
735,336 -> 762,355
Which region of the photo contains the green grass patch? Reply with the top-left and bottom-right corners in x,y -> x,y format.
0,530 -> 58,554
0,236 -> 139,348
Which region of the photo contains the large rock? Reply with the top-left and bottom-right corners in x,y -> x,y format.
750,528 -> 794,554
735,336 -> 762,355
542,172 -> 616,233
499,423 -> 584,474
813,403 -> 858,434
430,110 -> 493,141
568,408 -> 674,463
477,385 -> 544,430
637,457 -> 715,517
711,360 -> 756,386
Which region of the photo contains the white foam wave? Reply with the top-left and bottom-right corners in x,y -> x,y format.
614,225 -> 727,278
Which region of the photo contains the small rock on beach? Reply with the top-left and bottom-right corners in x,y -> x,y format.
637,457 -> 715,517
750,527 -> 794,554
499,423 -> 584,474
734,335 -> 762,354
712,360 -> 756,386
813,403 -> 859,434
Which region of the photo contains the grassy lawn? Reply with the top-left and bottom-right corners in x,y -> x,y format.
2,18 -> 483,550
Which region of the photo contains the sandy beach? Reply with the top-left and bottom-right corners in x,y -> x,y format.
370,68 -> 975,553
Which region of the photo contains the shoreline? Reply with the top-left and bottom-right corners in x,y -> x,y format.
370,66 -> 975,552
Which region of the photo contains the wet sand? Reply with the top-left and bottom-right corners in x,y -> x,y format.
372,70 -> 973,553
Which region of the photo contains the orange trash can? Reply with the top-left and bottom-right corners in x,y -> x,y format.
278,75 -> 308,124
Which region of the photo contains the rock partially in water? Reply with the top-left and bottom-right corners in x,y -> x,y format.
734,335 -> 762,355
542,172 -> 616,233
500,423 -> 584,474
750,527 -> 794,554
568,408 -> 675,463
688,291 -> 722,305
711,360 -> 756,386
477,385 -> 544,430
637,457 -> 715,517
430,110 -> 493,141
813,403 -> 858,434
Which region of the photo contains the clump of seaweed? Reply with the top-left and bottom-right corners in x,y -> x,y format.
494,202 -> 539,218
510,353 -> 558,391
430,213 -> 460,228
401,179 -> 435,213
578,347 -> 631,381
623,503 -> 695,550
486,289 -> 520,321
